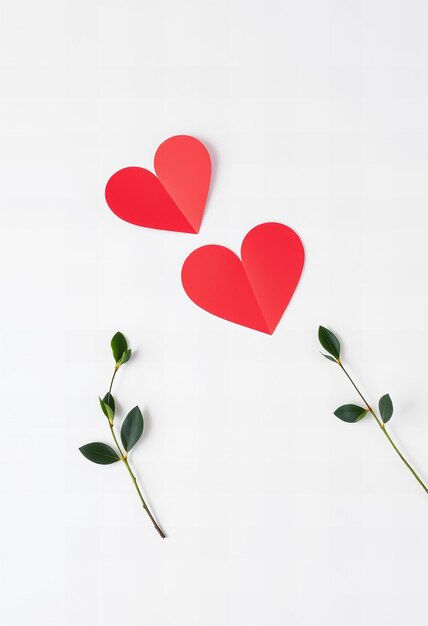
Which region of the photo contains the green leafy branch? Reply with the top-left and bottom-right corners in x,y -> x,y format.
79,332 -> 166,538
319,325 -> 428,493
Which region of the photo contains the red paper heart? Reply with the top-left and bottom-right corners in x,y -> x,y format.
181,223 -> 304,334
105,135 -> 211,233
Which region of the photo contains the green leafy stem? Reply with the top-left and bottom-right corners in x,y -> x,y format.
79,332 -> 166,538
319,326 -> 428,494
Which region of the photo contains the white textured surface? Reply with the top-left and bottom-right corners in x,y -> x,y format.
1,1 -> 428,624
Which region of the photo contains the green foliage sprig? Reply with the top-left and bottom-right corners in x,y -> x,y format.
79,332 -> 166,538
319,326 -> 428,493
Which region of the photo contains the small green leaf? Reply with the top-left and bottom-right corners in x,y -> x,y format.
321,353 -> 337,363
111,332 -> 128,363
318,326 -> 341,360
99,397 -> 114,422
334,404 -> 367,423
118,348 -> 132,366
103,392 -> 115,416
121,406 -> 144,452
79,442 -> 120,464
379,394 -> 393,424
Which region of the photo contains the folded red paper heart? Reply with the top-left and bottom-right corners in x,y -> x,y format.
105,135 -> 211,234
181,222 -> 305,334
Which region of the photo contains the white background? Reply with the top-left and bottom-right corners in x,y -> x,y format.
1,1 -> 428,624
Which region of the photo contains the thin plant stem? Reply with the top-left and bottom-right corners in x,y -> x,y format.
339,362 -> 382,427
107,365 -> 166,538
338,360 -> 428,494
109,421 -> 125,457
122,457 -> 166,538
108,367 -> 118,395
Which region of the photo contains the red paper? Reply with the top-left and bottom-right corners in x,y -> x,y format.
181,223 -> 304,334
105,135 -> 211,233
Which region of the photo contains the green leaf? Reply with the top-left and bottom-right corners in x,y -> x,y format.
334,404 -> 367,423
99,397 -> 114,422
318,326 -> 341,360
321,353 -> 337,363
103,392 -> 115,416
118,348 -> 132,366
111,332 -> 128,363
379,394 -> 393,424
121,406 -> 144,452
79,442 -> 120,465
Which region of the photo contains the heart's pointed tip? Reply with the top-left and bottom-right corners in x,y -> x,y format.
247,319 -> 273,335
255,320 -> 271,335
230,322 -> 272,335
267,322 -> 280,335
181,219 -> 198,234
183,215 -> 202,234
260,326 -> 275,335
